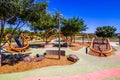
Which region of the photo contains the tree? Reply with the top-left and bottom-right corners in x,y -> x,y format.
7,0 -> 35,34
0,0 -> 46,66
22,30 -> 31,35
0,0 -> 21,66
61,17 -> 87,41
29,7 -> 58,43
3,26 -> 13,35
95,26 -> 117,38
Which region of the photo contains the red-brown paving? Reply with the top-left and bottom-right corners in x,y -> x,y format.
115,51 -> 120,57
23,68 -> 120,80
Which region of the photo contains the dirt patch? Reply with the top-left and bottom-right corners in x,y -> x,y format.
0,55 -> 74,74
69,42 -> 89,51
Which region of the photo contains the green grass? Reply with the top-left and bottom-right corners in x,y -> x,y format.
74,36 -> 119,42
109,37 -> 119,42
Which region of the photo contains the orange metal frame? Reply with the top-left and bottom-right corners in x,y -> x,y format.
89,38 -> 113,54
5,33 -> 29,52
72,34 -> 90,43
48,33 -> 68,42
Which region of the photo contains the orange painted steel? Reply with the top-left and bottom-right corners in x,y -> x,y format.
87,34 -> 98,44
43,29 -> 53,42
89,38 -> 113,54
45,29 -> 53,35
48,33 -> 68,42
72,34 -> 90,43
5,33 -> 29,52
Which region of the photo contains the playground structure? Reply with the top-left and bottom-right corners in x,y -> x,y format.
5,33 -> 29,52
47,33 -> 68,43
71,33 -> 98,44
29,33 -> 41,41
70,33 -> 112,55
43,29 -> 53,42
4,31 -> 113,56
33,34 -> 41,40
42,29 -> 69,43
89,37 -> 113,56
71,34 -> 90,43
87,34 -> 98,43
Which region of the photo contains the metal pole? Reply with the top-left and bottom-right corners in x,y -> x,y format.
119,38 -> 120,45
58,13 -> 61,59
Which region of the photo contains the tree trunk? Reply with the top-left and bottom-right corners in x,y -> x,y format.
41,36 -> 44,42
0,19 -> 5,66
45,30 -> 48,44
70,36 -> 73,43
45,36 -> 48,44
74,36 -> 75,43
65,36 -> 68,42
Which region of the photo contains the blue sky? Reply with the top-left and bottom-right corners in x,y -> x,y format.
47,0 -> 120,33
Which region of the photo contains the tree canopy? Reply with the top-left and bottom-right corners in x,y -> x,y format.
95,26 -> 117,38
61,17 -> 88,37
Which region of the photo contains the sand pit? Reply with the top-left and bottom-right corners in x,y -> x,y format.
0,55 -> 74,74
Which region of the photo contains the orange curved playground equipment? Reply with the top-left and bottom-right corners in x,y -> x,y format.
89,38 -> 113,55
87,34 -> 98,44
48,33 -> 68,42
72,34 -> 91,43
5,33 -> 29,52
43,29 -> 53,42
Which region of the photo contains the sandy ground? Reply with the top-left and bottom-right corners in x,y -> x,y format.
69,42 -> 89,51
0,55 -> 74,74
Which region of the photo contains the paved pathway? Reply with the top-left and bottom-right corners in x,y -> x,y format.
23,68 -> 120,80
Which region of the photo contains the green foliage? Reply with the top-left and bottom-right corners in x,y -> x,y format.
95,26 -> 117,38
4,26 -> 13,35
28,2 -> 55,32
30,13 -> 58,32
22,30 -> 31,34
0,0 -> 35,35
28,2 -> 48,23
0,0 -> 20,20
61,17 -> 88,37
